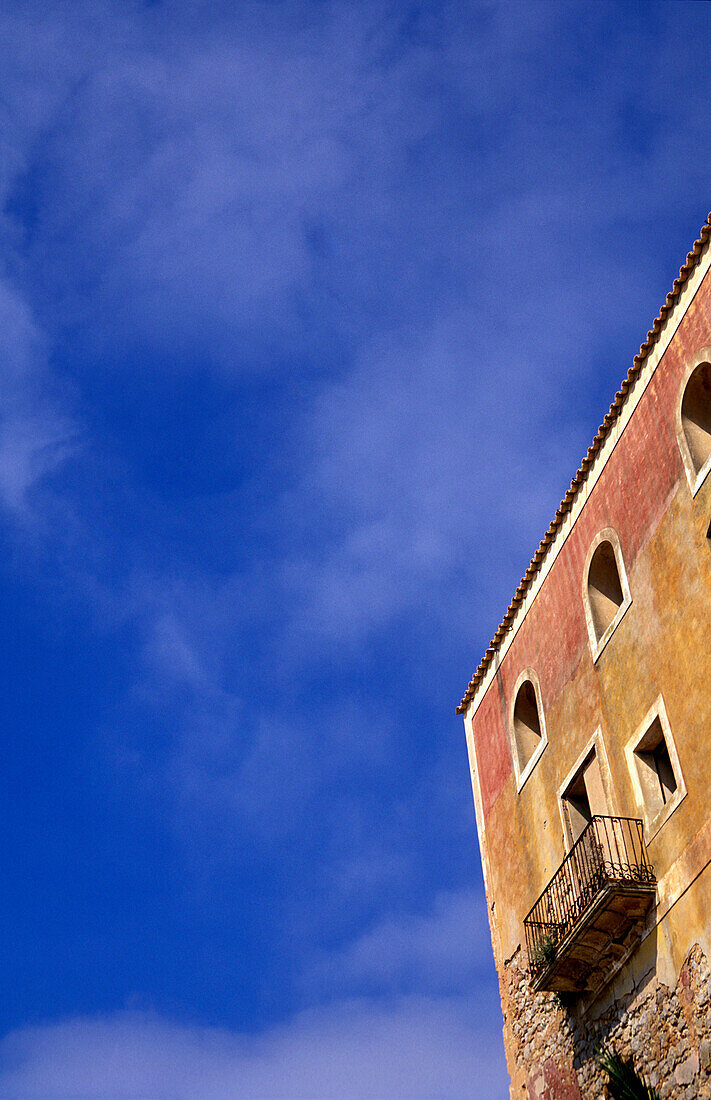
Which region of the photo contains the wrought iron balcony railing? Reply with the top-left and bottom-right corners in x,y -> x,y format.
524,816 -> 656,992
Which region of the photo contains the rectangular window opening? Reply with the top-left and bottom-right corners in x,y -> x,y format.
561,749 -> 607,846
634,716 -> 677,816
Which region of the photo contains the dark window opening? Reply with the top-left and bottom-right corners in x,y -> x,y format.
681,360 -> 711,476
587,540 -> 624,643
561,749 -> 607,845
634,716 -> 678,817
513,679 -> 542,774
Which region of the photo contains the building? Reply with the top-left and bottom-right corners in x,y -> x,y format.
459,215 -> 711,1099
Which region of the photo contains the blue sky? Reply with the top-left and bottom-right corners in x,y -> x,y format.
0,2 -> 710,1096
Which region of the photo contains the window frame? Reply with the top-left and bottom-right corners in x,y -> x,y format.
509,667 -> 548,793
557,728 -> 614,851
582,528 -> 633,662
675,347 -> 711,497
625,695 -> 686,842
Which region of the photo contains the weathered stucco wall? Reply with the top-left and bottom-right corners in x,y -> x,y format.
466,252 -> 711,1095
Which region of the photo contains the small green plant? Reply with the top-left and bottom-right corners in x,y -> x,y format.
596,1046 -> 659,1100
531,933 -> 557,968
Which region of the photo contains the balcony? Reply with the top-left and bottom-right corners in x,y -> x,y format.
524,816 -> 656,993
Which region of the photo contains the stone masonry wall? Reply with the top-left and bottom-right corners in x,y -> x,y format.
502,944 -> 711,1099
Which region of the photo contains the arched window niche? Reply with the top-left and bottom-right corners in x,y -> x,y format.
510,669 -> 548,790
677,350 -> 711,495
583,528 -> 632,661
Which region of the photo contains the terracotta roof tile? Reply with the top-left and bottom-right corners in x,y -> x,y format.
457,213 -> 711,715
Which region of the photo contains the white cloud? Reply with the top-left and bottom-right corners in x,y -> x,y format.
0,998 -> 508,1099
304,890 -> 491,999
0,1 -> 468,374
0,278 -> 77,516
274,310 -> 590,662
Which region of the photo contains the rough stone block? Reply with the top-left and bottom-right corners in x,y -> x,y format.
675,1051 -> 700,1086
